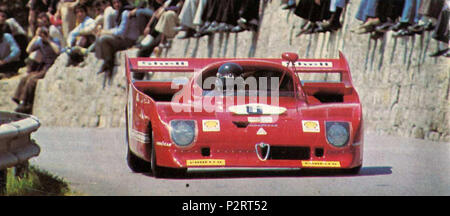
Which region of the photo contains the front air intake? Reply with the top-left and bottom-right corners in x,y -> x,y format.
269,146 -> 310,160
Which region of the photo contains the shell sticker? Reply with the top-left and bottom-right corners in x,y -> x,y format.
202,120 -> 220,132
302,120 -> 320,133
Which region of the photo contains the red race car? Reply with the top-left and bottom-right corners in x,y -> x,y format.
125,52 -> 363,177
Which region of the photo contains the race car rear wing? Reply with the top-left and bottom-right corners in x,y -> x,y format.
126,52 -> 353,86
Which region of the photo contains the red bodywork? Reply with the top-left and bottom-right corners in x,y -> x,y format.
125,52 -> 363,172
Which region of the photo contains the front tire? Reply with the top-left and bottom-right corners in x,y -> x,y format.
126,107 -> 151,173
150,132 -> 163,178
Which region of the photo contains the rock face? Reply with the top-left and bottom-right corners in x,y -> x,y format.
1,1 -> 449,142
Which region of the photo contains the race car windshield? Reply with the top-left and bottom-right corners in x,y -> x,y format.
199,66 -> 295,97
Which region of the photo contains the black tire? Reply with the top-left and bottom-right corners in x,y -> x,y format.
342,165 -> 362,175
150,132 -> 163,178
126,107 -> 151,173
127,146 -> 151,173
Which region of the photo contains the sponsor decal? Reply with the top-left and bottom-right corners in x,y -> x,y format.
248,116 -> 274,123
282,61 -> 333,68
256,128 -> 267,135
302,120 -> 320,133
130,129 -> 151,143
301,161 -> 341,168
202,120 -> 220,132
138,61 -> 189,67
228,103 -> 286,115
187,159 -> 225,166
156,141 -> 172,147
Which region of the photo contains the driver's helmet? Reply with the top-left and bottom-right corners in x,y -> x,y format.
216,62 -> 243,89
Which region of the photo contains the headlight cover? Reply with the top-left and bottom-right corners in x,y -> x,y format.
170,120 -> 196,147
326,122 -> 350,147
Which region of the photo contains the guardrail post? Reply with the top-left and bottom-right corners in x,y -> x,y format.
15,161 -> 29,178
0,169 -> 6,195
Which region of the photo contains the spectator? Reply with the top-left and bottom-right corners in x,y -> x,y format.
137,0 -> 179,59
282,0 -> 296,10
0,24 -> 21,79
316,0 -> 347,32
0,8 -> 28,67
353,0 -> 380,34
430,0 -> 449,57
12,26 -> 60,114
95,0 -> 139,76
231,0 -> 261,33
392,0 -> 422,37
294,0 -> 332,35
65,4 -> 95,66
27,0 -> 60,38
26,12 -> 63,66
56,0 -> 79,40
176,0 -> 202,39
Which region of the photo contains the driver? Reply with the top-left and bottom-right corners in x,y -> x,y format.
215,62 -> 243,91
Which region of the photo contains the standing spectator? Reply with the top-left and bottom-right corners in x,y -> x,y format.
56,0 -> 79,40
95,0 -> 139,76
12,26 -> 60,114
0,24 -> 20,79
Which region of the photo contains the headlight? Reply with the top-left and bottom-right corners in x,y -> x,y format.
326,122 -> 350,147
170,120 -> 196,146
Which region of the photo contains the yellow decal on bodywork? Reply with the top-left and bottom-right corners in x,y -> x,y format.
301,161 -> 341,168
187,159 -> 226,166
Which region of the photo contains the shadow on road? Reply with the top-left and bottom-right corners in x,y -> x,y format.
143,166 -> 392,180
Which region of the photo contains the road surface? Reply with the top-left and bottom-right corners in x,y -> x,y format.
29,127 -> 450,196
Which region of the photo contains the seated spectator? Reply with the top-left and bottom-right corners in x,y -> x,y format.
282,0 -> 296,10
176,0 -> 202,39
65,4 -> 96,66
12,26 -> 60,114
392,0 -> 422,37
430,1 -> 449,57
0,8 -> 27,67
0,24 -> 21,79
95,0 -> 139,76
231,0 -> 261,33
26,12 -> 63,69
294,0 -> 333,35
315,0 -> 347,32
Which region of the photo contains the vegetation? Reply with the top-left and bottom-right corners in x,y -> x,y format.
4,165 -> 80,196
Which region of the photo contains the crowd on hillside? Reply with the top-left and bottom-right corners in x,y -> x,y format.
0,0 -> 448,114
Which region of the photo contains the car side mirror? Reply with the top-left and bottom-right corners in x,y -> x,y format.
282,52 -> 299,64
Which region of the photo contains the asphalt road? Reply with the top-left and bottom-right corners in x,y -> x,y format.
29,127 -> 450,196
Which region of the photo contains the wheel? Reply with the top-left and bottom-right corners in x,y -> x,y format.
150,132 -> 163,178
342,165 -> 362,175
127,146 -> 152,173
125,107 -> 151,173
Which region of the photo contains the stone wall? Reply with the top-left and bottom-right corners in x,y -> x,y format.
2,0 -> 448,141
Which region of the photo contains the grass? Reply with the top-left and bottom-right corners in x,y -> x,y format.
4,165 -> 80,196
